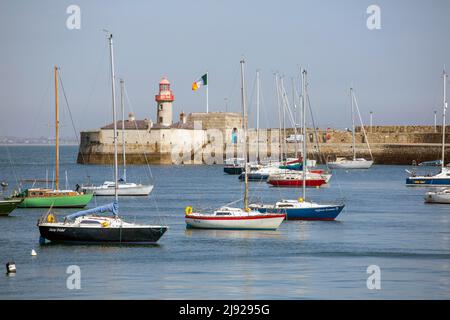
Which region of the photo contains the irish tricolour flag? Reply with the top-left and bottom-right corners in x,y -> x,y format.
192,74 -> 208,91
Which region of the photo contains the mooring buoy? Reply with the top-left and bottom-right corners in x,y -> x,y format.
6,262 -> 16,274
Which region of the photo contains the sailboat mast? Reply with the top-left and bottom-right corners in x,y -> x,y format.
442,69 -> 448,169
120,79 -> 126,182
240,59 -> 249,210
275,73 -> 282,162
301,69 -> 307,200
108,34 -> 119,203
351,87 -> 356,161
256,70 -> 260,164
281,77 -> 287,162
54,66 -> 59,190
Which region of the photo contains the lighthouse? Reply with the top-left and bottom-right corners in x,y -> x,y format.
155,77 -> 174,126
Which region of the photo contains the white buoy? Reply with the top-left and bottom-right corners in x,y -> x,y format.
6,262 -> 16,274
31,249 -> 37,256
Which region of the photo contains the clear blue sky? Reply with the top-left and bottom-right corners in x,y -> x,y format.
0,0 -> 449,138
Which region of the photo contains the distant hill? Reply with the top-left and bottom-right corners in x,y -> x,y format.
0,136 -> 77,145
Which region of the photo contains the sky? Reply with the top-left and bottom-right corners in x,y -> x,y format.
0,0 -> 449,138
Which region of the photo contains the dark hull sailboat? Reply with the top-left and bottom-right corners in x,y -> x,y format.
38,224 -> 167,244
37,34 -> 168,245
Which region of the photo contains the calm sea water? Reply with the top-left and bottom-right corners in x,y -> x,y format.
0,145 -> 449,299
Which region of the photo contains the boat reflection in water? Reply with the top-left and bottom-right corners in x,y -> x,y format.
185,228 -> 284,240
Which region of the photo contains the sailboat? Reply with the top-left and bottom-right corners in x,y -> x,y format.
185,59 -> 285,230
250,69 -> 345,220
238,72 -> 310,181
80,79 -> 153,196
38,33 -> 168,244
408,69 -> 450,188
327,88 -> 374,169
9,67 -> 93,208
264,71 -> 331,187
0,199 -> 23,216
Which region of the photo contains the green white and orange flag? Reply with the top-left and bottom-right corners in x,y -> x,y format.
192,74 -> 208,91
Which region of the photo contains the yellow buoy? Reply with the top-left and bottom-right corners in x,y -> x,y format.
185,206 -> 193,215
46,214 -> 55,223
101,221 -> 110,228
298,197 -> 304,203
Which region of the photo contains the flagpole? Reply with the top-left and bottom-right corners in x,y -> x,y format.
206,71 -> 209,113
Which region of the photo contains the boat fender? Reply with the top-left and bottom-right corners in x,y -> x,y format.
47,214 -> 55,223
245,207 -> 251,212
185,206 -> 193,215
298,197 -> 304,203
101,221 -> 110,228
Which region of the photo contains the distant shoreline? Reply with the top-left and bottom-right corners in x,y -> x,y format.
0,144 -> 77,146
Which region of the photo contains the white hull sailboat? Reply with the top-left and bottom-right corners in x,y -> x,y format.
185,207 -> 285,230
185,59 -> 285,230
80,79 -> 153,196
328,157 -> 374,169
81,181 -> 153,196
328,88 -> 373,169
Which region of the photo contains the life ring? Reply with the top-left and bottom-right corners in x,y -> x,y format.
101,221 -> 110,228
47,214 -> 55,223
185,206 -> 193,215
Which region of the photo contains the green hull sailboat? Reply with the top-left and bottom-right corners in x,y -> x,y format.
10,66 -> 93,209
16,190 -> 93,208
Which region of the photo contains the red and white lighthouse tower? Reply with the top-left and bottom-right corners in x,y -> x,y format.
155,77 -> 175,126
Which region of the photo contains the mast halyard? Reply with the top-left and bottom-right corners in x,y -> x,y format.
54,66 -> 59,190
351,87 -> 356,161
301,69 -> 307,201
107,33 -> 119,206
240,59 -> 249,210
120,79 -> 126,182
442,69 -> 448,170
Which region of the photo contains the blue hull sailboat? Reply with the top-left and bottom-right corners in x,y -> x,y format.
250,69 -> 345,221
406,70 -> 449,187
251,200 -> 344,221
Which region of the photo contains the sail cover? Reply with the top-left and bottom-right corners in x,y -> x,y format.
65,201 -> 118,220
